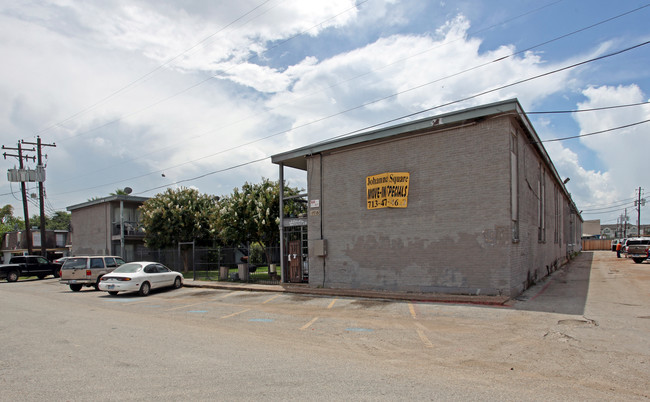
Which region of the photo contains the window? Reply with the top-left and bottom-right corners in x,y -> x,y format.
90,258 -> 104,269
105,257 -> 117,267
156,265 -> 170,273
56,233 -> 67,247
63,258 -> 87,270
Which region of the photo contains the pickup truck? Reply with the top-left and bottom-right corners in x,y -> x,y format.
0,255 -> 62,282
624,238 -> 650,263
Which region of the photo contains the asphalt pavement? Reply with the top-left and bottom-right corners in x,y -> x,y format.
183,277 -> 514,305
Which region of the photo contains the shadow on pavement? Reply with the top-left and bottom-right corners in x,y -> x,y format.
512,251 -> 595,315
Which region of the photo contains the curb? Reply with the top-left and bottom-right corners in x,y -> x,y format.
183,280 -> 510,306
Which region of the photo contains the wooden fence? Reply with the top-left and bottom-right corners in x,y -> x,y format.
582,239 -> 612,251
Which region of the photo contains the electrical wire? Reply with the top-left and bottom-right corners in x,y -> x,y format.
33,38 -> 650,201
539,119 -> 650,143
5,3 -> 650,215
580,197 -> 638,211
49,0 -> 650,184
527,101 -> 650,114
55,0 -> 371,144
31,0 -> 281,140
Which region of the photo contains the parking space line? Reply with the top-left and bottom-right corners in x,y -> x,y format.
416,328 -> 434,348
165,301 -> 211,312
220,308 -> 251,319
262,295 -> 281,304
327,298 -> 337,309
300,317 -> 319,330
214,291 -> 242,299
414,322 -> 434,348
103,298 -> 140,303
346,328 -> 374,332
121,299 -> 152,306
408,302 -> 417,319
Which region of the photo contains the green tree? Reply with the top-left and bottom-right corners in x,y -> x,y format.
110,188 -> 130,195
218,178 -> 304,265
29,211 -> 71,230
88,189 -> 128,201
0,204 -> 24,236
48,211 -> 71,230
140,187 -> 220,272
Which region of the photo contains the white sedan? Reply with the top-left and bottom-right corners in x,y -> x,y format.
98,262 -> 183,296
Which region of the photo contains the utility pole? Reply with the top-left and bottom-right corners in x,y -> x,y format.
2,142 -> 36,254
634,187 -> 645,237
22,137 -> 56,258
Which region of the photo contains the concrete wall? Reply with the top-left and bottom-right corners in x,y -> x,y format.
307,115 -> 577,297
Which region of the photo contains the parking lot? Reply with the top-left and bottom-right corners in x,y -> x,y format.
0,251 -> 648,401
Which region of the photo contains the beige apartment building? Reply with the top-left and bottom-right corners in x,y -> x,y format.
67,195 -> 149,261
272,99 -> 582,298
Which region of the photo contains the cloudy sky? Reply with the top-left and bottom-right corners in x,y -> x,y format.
1,0 -> 649,227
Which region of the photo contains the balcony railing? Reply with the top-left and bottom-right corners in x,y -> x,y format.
112,221 -> 145,237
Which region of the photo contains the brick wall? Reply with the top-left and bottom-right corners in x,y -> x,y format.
306,115 -> 575,297
308,117 -> 512,295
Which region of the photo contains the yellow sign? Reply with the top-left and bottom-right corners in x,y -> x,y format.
366,172 -> 410,209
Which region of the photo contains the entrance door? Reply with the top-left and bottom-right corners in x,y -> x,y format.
288,240 -> 302,282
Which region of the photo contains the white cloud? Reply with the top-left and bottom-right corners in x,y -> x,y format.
575,85 -> 650,204
264,14 -> 587,148
541,84 -> 650,223
0,0 -> 647,223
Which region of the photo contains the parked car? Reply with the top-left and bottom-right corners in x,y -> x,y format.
624,238 -> 650,263
0,255 -> 61,282
59,256 -> 126,291
98,261 -> 183,296
54,256 -> 70,264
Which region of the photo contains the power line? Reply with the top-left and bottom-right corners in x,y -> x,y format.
46,0 -> 569,152
55,0 -> 371,145
32,0 -> 280,140
528,100 -> 650,114
39,38 -> 650,202
318,40 -> 650,146
51,2 -> 647,185
133,42 -> 650,195
539,119 -> 650,143
580,196 -> 637,211
8,5 -> 650,209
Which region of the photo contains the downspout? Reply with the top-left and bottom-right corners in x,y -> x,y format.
320,155 -> 326,288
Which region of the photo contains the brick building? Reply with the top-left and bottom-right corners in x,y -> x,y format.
1,229 -> 70,263
272,99 -> 582,298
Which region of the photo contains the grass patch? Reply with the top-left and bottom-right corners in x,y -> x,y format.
182,266 -> 275,282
